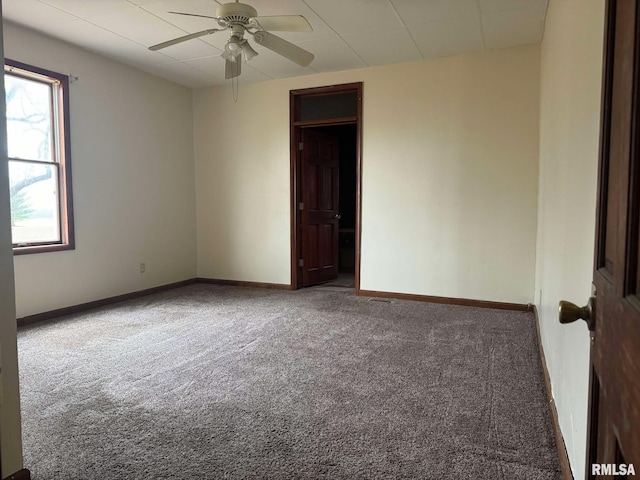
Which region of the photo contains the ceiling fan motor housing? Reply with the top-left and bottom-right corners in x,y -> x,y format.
216,2 -> 258,24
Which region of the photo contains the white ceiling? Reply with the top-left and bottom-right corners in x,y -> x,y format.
3,0 -> 548,88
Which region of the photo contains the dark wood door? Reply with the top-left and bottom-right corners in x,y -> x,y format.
300,128 -> 339,286
587,0 -> 640,476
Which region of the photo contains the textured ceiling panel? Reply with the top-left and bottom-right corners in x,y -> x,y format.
341,28 -> 423,66
391,0 -> 479,25
410,16 -> 485,59
481,4 -> 546,49
303,0 -> 403,35
2,0 -> 549,87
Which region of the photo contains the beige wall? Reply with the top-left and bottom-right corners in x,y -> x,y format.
0,13 -> 24,477
535,0 -> 605,478
4,23 -> 198,318
194,45 -> 540,304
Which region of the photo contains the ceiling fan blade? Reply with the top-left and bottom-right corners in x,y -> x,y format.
252,31 -> 314,67
250,15 -> 312,32
148,29 -> 221,51
168,11 -> 220,20
225,58 -> 242,79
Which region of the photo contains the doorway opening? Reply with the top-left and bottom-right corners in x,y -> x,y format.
289,83 -> 362,292
314,124 -> 356,288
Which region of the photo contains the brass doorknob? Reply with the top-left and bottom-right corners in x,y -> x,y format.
558,297 -> 595,331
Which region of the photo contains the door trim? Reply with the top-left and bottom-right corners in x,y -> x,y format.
289,82 -> 363,292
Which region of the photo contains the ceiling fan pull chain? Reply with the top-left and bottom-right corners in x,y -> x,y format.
233,64 -> 239,103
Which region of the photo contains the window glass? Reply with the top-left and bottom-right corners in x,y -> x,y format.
297,92 -> 358,122
5,75 -> 54,162
9,160 -> 60,245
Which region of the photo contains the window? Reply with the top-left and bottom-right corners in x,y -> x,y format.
5,59 -> 74,254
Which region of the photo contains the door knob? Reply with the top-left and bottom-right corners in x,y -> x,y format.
334,214 -> 341,219
558,297 -> 595,331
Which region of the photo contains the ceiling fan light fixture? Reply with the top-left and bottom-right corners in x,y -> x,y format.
221,51 -> 238,62
225,38 -> 240,53
240,40 -> 258,61
222,37 -> 243,62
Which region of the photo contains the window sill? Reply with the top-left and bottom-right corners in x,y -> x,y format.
13,243 -> 75,256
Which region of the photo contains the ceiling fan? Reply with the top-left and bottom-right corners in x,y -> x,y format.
148,0 -> 315,80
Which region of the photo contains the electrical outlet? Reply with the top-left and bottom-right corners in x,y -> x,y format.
140,263 -> 146,273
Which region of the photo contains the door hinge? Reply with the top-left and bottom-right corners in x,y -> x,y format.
299,202 -> 304,210
299,142 -> 304,150
299,259 -> 304,267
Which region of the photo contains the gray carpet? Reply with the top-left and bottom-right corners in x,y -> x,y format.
18,284 -> 560,479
